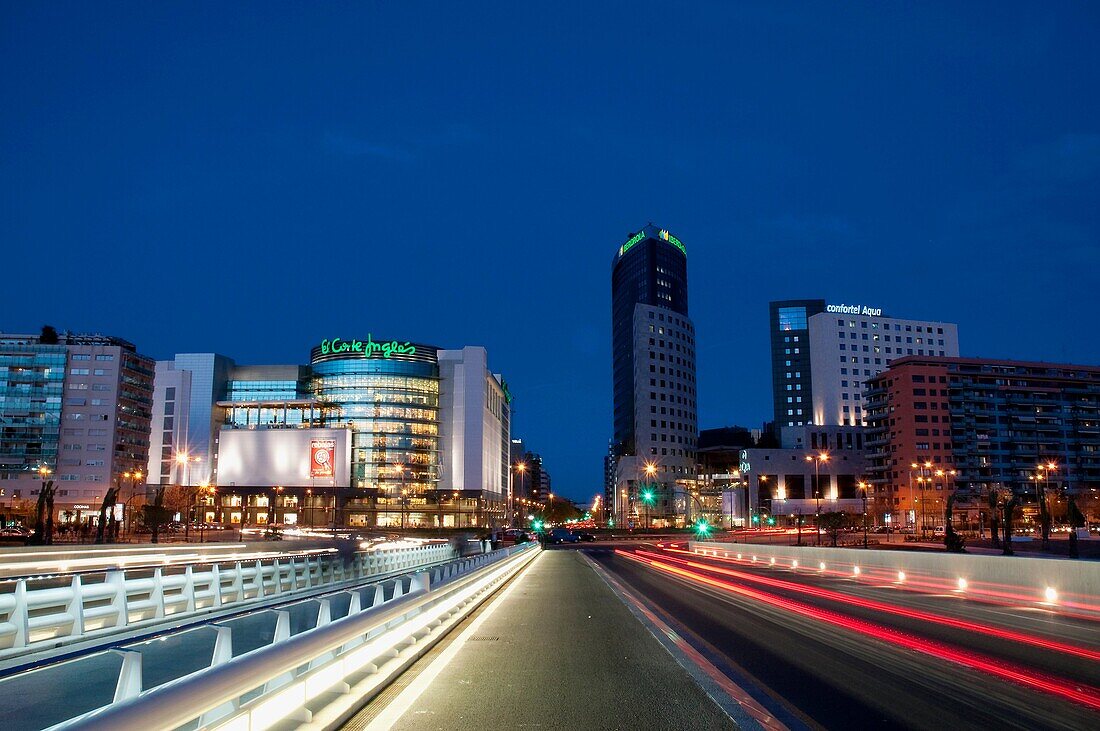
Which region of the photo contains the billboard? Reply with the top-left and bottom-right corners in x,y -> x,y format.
310,438 -> 336,479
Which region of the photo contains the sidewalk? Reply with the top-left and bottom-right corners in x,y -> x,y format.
376,549 -> 737,730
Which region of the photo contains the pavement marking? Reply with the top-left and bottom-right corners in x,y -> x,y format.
583,552 -> 790,731
360,551 -> 541,731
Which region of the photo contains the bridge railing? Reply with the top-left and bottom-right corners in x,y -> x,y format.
34,542 -> 538,731
0,542 -> 456,659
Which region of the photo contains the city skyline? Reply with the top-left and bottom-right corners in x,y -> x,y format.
4,3 -> 1100,501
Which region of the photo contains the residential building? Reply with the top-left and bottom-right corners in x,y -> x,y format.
866,356 -> 1100,526
0,331 -> 153,524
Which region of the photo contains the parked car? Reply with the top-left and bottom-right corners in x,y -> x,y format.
933,526 -> 946,537
548,528 -> 580,544
572,531 -> 597,542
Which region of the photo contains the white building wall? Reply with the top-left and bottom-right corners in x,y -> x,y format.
438,347 -> 508,499
809,311 -> 959,426
147,362 -> 192,484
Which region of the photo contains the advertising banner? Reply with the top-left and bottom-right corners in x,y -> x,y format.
310,438 -> 336,479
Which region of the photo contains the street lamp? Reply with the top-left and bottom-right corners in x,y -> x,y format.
511,462 -> 527,528
175,452 -> 202,542
857,481 -> 869,548
806,452 -> 829,545
120,469 -> 143,539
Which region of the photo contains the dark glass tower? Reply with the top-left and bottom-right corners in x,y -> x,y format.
611,224 -> 691,457
768,299 -> 826,428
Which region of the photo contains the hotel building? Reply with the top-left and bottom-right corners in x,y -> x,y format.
770,300 -> 959,428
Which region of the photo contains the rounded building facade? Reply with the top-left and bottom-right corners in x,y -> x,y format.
310,337 -> 441,495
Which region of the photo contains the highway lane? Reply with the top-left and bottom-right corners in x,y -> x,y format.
590,545 -> 1100,731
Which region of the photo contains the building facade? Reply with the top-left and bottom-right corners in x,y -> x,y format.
770,300 -> 959,428
192,335 -> 510,529
738,425 -> 871,524
0,331 -> 153,525
610,224 -> 698,526
866,356 -> 1100,526
147,353 -> 236,487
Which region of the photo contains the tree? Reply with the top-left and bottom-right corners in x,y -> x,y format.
95,484 -> 121,544
818,512 -> 848,547
30,480 -> 56,545
944,492 -> 966,553
1001,494 -> 1019,556
1067,494 -> 1086,559
40,325 -> 59,345
987,488 -> 1001,549
143,486 -> 172,543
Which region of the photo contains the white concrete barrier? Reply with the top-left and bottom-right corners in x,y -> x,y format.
689,540 -> 1100,612
33,543 -> 538,731
0,542 -> 456,660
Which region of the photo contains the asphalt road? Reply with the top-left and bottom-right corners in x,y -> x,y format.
592,544 -> 1100,731
379,549 -> 738,731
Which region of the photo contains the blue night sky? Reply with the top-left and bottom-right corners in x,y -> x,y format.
3,3 -> 1099,502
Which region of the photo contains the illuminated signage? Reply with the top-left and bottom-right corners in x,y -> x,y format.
657,229 -> 686,256
618,230 -> 646,257
501,379 -> 513,404
310,439 -> 336,479
826,303 -> 882,317
319,336 -> 416,359
618,228 -> 687,258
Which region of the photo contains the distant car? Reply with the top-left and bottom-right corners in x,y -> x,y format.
572,531 -> 596,542
548,528 -> 580,544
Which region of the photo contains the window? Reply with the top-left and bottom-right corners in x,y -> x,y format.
95,354 -> 114,361
777,307 -> 808,331
72,354 -> 91,361
70,368 -> 89,375
93,369 -> 111,376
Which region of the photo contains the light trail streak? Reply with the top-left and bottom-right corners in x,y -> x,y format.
617,549 -> 1100,712
634,549 -> 1100,663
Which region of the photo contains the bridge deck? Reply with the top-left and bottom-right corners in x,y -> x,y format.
365,548 -> 736,730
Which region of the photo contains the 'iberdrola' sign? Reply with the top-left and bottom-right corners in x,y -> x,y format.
319,336 -> 416,359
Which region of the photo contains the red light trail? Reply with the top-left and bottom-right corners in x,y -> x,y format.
636,548 -> 1100,663
617,549 -> 1100,712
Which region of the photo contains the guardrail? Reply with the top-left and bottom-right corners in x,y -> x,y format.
31,543 -> 538,731
689,540 -> 1100,615
0,542 -> 457,660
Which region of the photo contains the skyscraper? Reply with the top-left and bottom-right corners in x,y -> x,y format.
610,224 -> 698,526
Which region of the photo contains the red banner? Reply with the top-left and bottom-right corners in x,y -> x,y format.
310,439 -> 336,479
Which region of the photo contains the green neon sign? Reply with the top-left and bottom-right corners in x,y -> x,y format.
319,336 -> 416,359
618,230 -> 646,257
658,229 -> 686,256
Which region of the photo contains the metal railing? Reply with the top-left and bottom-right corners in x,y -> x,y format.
0,542 -> 456,660
35,543 -> 538,731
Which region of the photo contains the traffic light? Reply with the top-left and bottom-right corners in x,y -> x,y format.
767,516 -> 776,526
751,515 -> 760,524
641,489 -> 655,505
694,519 -> 711,537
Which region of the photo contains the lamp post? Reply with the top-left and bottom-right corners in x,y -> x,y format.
120,469 -> 143,539
198,483 -> 215,543
306,488 -> 312,528
806,452 -> 829,546
642,462 -> 657,529
935,469 -> 957,533
858,480 -> 869,548
175,452 -> 202,542
511,462 -> 527,528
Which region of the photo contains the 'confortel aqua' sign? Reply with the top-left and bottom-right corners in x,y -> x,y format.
319,336 -> 417,359
826,303 -> 883,317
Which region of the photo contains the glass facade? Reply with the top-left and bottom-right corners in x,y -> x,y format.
0,342 -> 67,479
310,347 -> 441,493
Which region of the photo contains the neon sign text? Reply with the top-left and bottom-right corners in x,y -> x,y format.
319,336 -> 417,358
